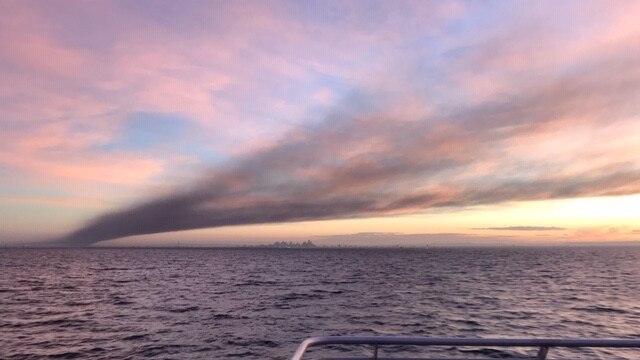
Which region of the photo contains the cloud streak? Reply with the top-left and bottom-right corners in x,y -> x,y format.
473,227 -> 565,231
313,232 -> 516,247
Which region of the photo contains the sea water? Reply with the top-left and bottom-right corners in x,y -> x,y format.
2,247 -> 639,359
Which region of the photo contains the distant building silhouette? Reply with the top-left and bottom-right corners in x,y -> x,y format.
265,240 -> 316,248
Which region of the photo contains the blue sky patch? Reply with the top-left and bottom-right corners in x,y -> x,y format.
103,112 -> 190,151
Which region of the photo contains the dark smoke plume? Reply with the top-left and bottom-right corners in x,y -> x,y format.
55,50 -> 640,246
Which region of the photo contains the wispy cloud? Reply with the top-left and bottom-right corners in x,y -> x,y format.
473,226 -> 565,231
313,232 -> 516,247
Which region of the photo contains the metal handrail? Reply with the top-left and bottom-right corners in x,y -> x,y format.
291,336 -> 640,360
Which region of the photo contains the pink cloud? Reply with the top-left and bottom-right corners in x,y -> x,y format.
0,3 -> 91,77
0,0 -> 465,163
1,148 -> 163,186
451,1 -> 640,104
0,194 -> 105,208
0,119 -> 163,188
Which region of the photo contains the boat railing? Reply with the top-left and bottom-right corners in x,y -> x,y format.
291,336 -> 640,360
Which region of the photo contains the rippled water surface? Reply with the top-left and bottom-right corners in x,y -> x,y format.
2,247 -> 640,359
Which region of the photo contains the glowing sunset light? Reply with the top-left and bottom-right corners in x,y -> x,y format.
0,1 -> 639,247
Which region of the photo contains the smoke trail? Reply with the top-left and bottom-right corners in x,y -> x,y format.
55,51 -> 640,246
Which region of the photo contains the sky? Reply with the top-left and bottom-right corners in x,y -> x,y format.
1,0 -> 639,247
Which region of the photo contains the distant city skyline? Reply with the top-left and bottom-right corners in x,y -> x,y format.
1,1 -> 639,246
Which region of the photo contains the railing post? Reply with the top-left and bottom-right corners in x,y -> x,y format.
537,346 -> 549,360
372,344 -> 378,360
